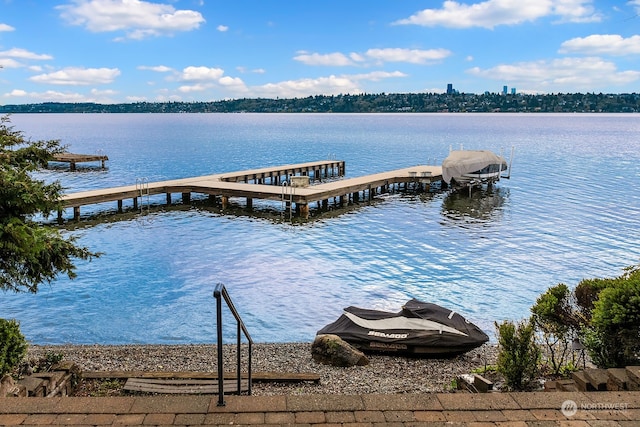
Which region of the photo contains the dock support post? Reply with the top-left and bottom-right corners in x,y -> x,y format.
299,203 -> 309,219
117,200 -> 123,213
221,196 -> 229,209
182,192 -> 191,205
57,209 -> 63,223
166,193 -> 172,205
133,197 -> 138,210
73,206 -> 80,220
246,198 -> 253,210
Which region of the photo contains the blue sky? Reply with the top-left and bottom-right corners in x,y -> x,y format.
2,0 -> 640,104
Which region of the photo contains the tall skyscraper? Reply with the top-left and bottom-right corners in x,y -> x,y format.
447,83 -> 453,94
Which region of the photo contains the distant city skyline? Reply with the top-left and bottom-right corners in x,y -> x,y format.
2,1 -> 640,104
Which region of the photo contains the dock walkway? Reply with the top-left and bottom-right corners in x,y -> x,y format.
50,153 -> 109,171
59,160 -> 442,220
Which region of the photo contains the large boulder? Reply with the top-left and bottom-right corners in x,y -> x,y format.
311,334 -> 369,367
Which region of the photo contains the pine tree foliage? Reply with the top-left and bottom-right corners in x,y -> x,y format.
0,115 -> 98,293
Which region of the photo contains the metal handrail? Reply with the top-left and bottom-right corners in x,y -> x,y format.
213,283 -> 253,406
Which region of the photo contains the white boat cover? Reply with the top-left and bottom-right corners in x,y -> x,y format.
343,311 -> 467,336
442,150 -> 506,184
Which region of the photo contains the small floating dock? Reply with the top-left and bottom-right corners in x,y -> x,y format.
50,152 -> 109,170
58,160 -> 442,221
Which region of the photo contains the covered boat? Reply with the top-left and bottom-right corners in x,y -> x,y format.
442,150 -> 508,188
317,299 -> 489,357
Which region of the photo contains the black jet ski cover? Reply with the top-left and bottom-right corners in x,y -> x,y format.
316,298 -> 489,357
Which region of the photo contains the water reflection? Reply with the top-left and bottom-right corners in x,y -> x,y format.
441,186 -> 509,224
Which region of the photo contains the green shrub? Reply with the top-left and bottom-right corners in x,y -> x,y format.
584,265 -> 640,368
531,283 -> 580,375
574,277 -> 611,322
495,319 -> 540,390
0,318 -> 28,376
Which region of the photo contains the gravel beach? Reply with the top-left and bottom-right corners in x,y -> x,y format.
27,343 -> 498,395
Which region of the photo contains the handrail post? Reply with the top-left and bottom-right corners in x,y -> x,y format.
214,285 -> 225,406
236,321 -> 241,396
213,282 -> 253,407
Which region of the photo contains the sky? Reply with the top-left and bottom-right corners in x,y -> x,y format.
2,0 -> 640,104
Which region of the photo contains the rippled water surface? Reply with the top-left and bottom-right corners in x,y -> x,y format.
3,113 -> 640,344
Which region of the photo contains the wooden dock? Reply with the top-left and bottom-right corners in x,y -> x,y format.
50,152 -> 109,170
58,160 -> 442,220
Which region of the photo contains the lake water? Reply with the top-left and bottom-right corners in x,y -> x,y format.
3,113 -> 640,345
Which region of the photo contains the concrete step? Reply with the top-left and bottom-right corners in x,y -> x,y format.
606,368 -> 630,391
583,368 -> 609,391
572,371 -> 595,392
626,366 -> 640,391
556,379 -> 578,392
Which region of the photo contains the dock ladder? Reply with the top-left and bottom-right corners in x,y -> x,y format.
281,180 -> 294,221
213,283 -> 253,406
135,177 -> 150,216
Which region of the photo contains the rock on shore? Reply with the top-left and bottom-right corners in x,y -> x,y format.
27,343 -> 497,395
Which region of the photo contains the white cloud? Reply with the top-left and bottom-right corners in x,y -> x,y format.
171,67 -> 248,94
559,34 -> 640,55
180,66 -> 225,81
0,48 -> 52,70
294,48 -> 451,67
0,59 -> 22,68
29,67 -> 120,85
551,0 -> 602,23
393,0 -> 600,29
365,48 -> 451,64
351,71 -> 408,81
255,75 -> 362,98
467,57 -> 640,91
178,83 -> 213,93
250,71 -> 406,99
56,0 -> 205,40
237,66 -> 266,74
294,51 -> 356,66
219,76 -> 246,88
126,95 -> 148,102
3,89 -> 115,103
0,23 -> 15,32
217,25 -> 229,32
5,89 -> 28,97
0,48 -> 53,61
349,52 -> 366,62
138,65 -> 174,72
90,88 -> 118,97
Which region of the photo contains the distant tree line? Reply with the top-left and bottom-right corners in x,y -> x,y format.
2,92 -> 640,113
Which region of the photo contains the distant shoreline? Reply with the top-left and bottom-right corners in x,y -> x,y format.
2,92 -> 640,114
